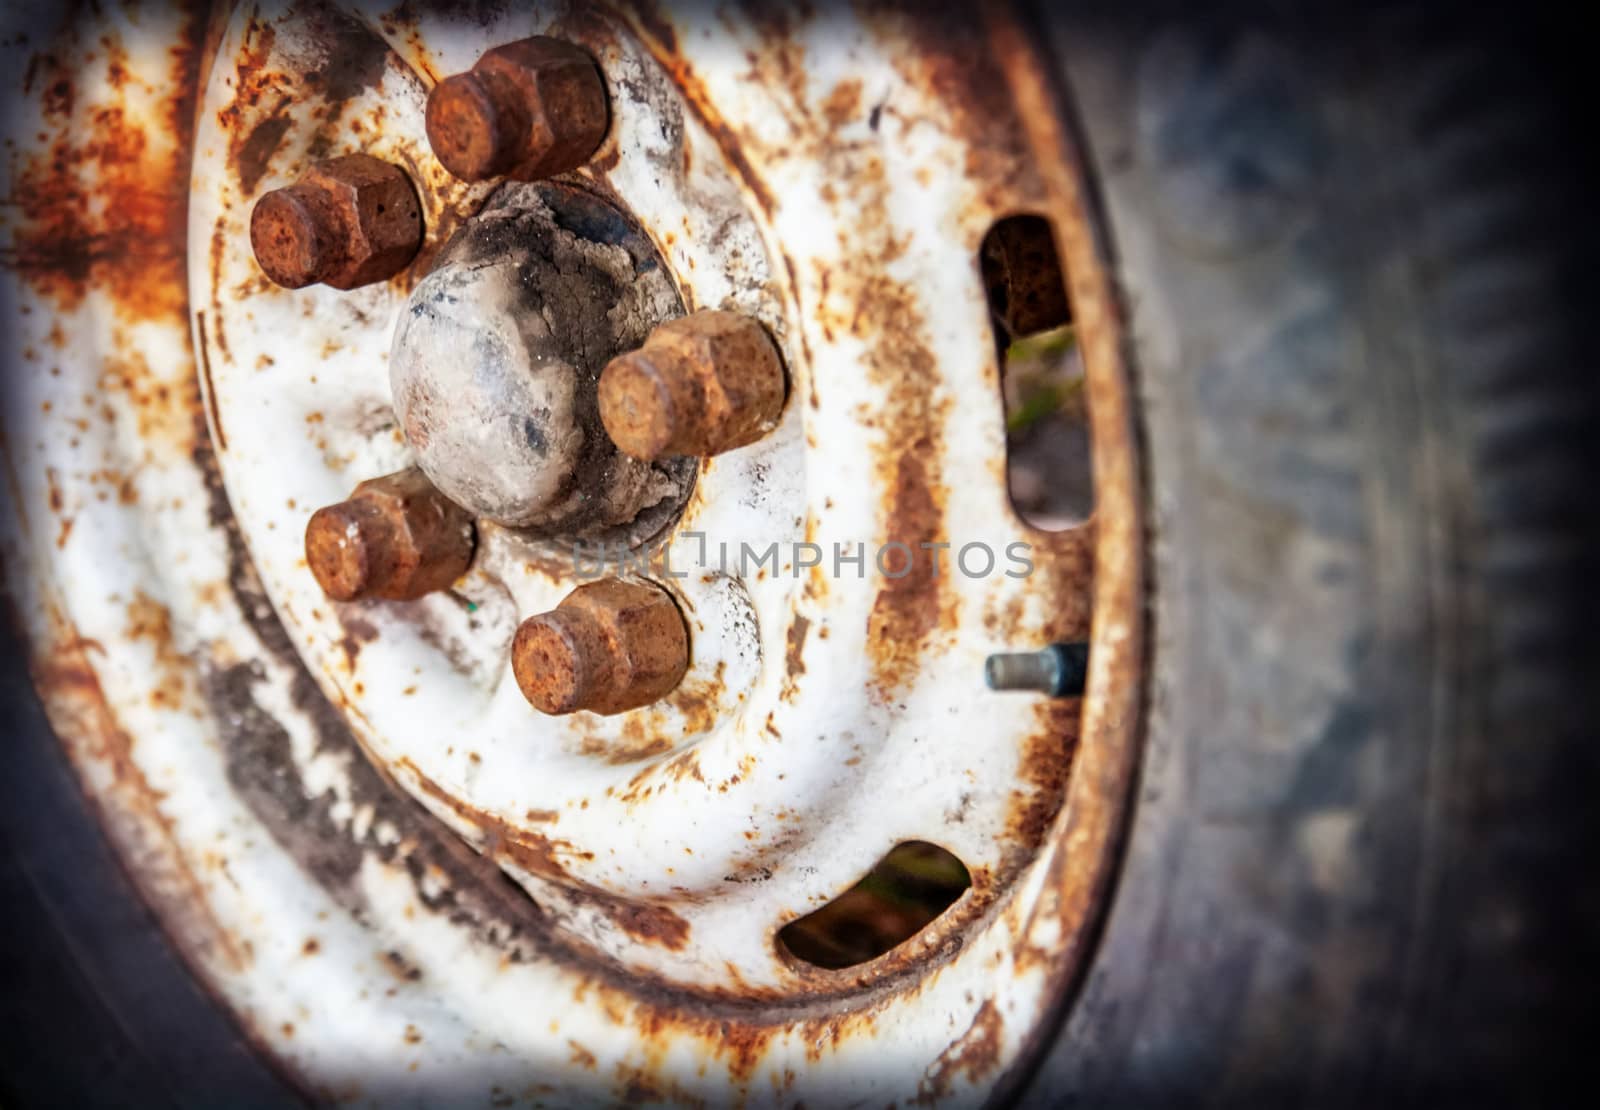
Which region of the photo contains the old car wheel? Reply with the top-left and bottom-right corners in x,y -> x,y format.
2,1 -> 1591,1105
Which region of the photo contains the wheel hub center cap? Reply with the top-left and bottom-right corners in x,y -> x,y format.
389,182 -> 690,533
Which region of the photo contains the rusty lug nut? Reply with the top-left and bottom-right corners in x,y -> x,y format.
250,154 -> 423,291
425,36 -> 607,183
598,309 -> 786,461
512,579 -> 689,716
305,468 -> 475,602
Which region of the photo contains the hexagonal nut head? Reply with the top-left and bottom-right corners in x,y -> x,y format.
426,36 -> 608,183
512,579 -> 689,716
598,310 -> 787,461
305,468 -> 475,601
250,154 -> 423,291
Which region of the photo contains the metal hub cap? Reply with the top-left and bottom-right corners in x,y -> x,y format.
390,183 -> 691,532
3,2 -> 1144,1104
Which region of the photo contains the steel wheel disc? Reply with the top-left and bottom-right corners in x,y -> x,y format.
1,2 -> 1143,1103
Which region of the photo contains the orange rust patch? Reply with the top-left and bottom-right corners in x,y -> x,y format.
394,762 -> 701,953
98,342 -> 203,455
821,78 -> 862,127
568,1039 -> 598,1070
866,448 -> 951,699
784,614 -> 809,676
336,613 -> 378,672
124,590 -> 191,710
779,613 -> 809,703
608,901 -> 691,952
397,757 -> 581,882
606,660 -> 725,769
869,7 -> 1045,215
624,7 -> 777,220
381,949 -> 423,982
805,145 -> 955,698
2,19 -> 202,325
1006,697 -> 1078,852
226,76 -> 294,198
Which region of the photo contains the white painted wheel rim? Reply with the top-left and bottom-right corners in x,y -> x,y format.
0,1 -> 1143,1104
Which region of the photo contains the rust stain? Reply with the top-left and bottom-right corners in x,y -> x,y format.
606,660 -> 725,768
2,14 -> 203,325
98,342 -> 202,454
883,9 -> 1043,214
400,757 -> 697,952
624,2 -> 778,220
336,613 -> 378,671
382,949 -> 424,982
232,104 -> 294,197
568,1039 -> 598,1070
820,78 -> 862,128
397,757 -> 580,882
779,613 -> 809,703
806,143 -> 956,699
607,900 -> 690,952
206,222 -> 233,363
866,446 -> 951,700
195,311 -> 227,451
124,590 -> 192,711
1001,699 -> 1079,875
914,999 -> 1004,1103
29,613 -> 246,974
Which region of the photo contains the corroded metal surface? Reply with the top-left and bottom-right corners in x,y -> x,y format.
513,578 -> 690,715
250,151 -> 423,289
0,1 -> 1145,1105
304,466 -> 474,600
426,35 -> 608,183
600,309 -> 787,461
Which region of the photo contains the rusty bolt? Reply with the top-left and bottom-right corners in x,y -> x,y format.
250,154 -> 423,291
598,310 -> 786,461
425,37 -> 608,183
304,468 -> 475,602
512,579 -> 689,716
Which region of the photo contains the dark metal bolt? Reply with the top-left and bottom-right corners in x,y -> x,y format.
305,468 -> 475,601
249,154 -> 423,290
598,309 -> 786,461
984,642 -> 1088,696
425,37 -> 608,183
512,579 -> 689,716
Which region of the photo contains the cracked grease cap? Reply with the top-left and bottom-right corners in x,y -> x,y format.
390,183 -> 689,533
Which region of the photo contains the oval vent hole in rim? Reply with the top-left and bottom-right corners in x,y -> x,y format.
778,841 -> 971,970
981,213 -> 1092,531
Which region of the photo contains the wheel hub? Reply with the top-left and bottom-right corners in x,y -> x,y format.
390,182 -> 691,533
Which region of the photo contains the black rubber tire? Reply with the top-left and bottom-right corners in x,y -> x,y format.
2,3 -> 1595,1107
0,623 -> 296,1107
1013,3 -> 1597,1105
